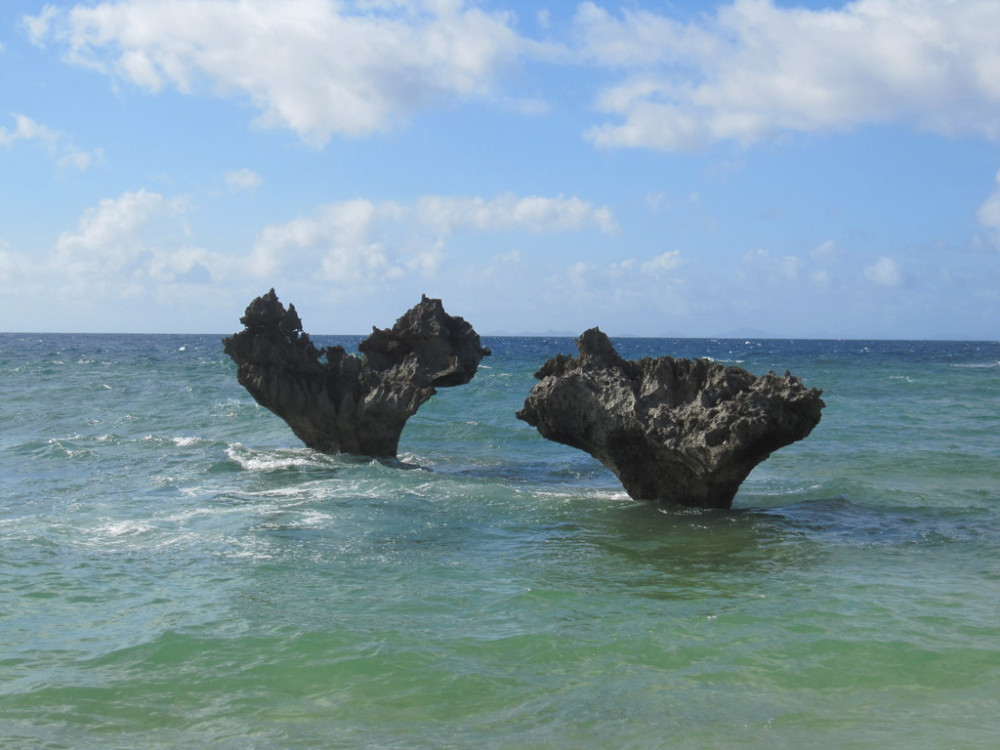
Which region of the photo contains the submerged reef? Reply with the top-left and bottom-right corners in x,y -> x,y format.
516,328 -> 824,509
223,290 -> 490,457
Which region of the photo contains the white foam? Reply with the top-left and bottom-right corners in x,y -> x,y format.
225,443 -> 322,472
97,520 -> 154,537
299,510 -> 335,527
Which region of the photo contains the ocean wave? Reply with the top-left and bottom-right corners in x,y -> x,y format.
224,443 -> 339,473
71,518 -> 202,553
94,519 -> 157,538
171,436 -> 207,448
43,436 -> 98,459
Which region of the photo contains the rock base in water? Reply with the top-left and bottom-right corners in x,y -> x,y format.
516,328 -> 824,509
223,290 -> 490,457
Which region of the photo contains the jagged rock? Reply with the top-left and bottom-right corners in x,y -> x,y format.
223,290 -> 490,457
516,328 -> 824,509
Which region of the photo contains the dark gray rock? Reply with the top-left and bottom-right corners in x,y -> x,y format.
516,328 -> 824,509
223,290 -> 490,457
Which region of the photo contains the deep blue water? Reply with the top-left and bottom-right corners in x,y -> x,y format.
1,333 -> 999,748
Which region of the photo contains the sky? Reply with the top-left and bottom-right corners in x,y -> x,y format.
1,0 -> 999,339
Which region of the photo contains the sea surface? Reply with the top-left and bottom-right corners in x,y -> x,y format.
1,333 -> 999,749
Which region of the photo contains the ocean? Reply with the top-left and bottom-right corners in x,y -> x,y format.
1,333 -> 999,749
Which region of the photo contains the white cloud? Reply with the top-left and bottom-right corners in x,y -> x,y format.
576,0 -> 1000,151
0,241 -> 21,282
21,6 -> 58,46
864,256 -> 903,287
249,199 -> 403,282
566,260 -> 598,290
52,190 -> 212,286
810,239 -> 840,260
559,250 -> 687,298
811,269 -> 831,286
975,169 -> 1000,249
531,249 -> 698,333
640,250 -> 684,275
7,188 -> 613,303
0,113 -> 47,146
0,113 -> 103,169
415,193 -> 618,234
743,248 -> 805,283
249,193 -> 617,284
29,0 -> 529,143
57,147 -> 104,171
406,239 -> 446,277
54,190 -> 166,276
225,168 -> 262,191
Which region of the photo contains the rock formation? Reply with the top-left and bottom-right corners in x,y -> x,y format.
516,328 -> 824,509
223,290 -> 490,457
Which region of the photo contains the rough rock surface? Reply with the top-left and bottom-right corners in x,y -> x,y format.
223,290 -> 490,457
516,328 -> 824,509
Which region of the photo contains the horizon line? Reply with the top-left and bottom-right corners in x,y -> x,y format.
2,331 -> 997,343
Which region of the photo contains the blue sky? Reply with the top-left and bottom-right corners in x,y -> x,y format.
1,0 -> 999,338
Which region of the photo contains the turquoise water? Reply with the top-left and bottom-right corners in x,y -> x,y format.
1,334 -> 999,749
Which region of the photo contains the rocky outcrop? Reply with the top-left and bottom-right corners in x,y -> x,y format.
516,328 -> 824,509
223,290 -> 490,457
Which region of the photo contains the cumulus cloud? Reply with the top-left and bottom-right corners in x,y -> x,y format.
415,193 -> 618,234
249,199 -> 404,282
0,113 -> 103,169
742,248 -> 806,284
52,189 -> 212,286
810,239 -> 840,260
640,250 -> 684,275
0,241 -> 20,282
863,256 -> 903,287
21,5 -> 58,45
559,250 -> 687,301
249,193 -> 618,283
576,0 -> 1000,150
25,0 -> 1000,154
54,190 -> 166,277
27,0 -> 530,143
0,114 -> 45,146
975,169 -> 1000,248
225,168 -> 262,191
9,188 -> 613,301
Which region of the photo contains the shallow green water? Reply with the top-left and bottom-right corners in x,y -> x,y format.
1,334 -> 999,748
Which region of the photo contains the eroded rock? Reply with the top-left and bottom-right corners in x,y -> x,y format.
223,290 -> 490,457
516,328 -> 824,509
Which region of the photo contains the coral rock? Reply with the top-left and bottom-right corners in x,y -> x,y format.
516,328 -> 824,509
223,290 -> 490,457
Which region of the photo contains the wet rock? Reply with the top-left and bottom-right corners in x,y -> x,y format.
223,290 -> 490,457
516,328 -> 824,509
